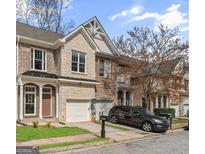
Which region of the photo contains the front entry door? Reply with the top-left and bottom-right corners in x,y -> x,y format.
42,87 -> 52,117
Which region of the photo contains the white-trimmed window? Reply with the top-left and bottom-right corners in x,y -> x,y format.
31,48 -> 47,71
24,86 -> 36,116
71,51 -> 86,73
99,59 -> 111,78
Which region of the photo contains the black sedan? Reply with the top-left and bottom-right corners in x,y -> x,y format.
108,105 -> 169,132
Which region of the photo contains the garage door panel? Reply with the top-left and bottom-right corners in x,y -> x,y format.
66,101 -> 91,122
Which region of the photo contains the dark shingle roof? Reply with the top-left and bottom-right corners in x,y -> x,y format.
22,71 -> 58,78
22,71 -> 99,83
132,57 -> 182,77
16,22 -> 64,43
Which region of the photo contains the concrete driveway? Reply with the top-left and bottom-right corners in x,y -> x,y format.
67,122 -> 154,142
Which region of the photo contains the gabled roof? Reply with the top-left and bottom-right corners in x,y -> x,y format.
16,22 -> 64,43
16,17 -> 120,56
82,16 -> 120,56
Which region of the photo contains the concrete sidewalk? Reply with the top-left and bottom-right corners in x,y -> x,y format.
67,122 -> 153,142
16,134 -> 96,146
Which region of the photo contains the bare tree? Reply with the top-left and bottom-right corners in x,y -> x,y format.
16,0 -> 75,34
113,25 -> 189,111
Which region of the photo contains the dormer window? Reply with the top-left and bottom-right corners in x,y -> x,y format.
31,48 -> 47,71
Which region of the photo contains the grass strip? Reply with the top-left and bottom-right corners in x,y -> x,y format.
16,126 -> 91,142
39,137 -> 109,150
172,118 -> 189,124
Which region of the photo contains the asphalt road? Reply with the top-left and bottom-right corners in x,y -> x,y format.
60,130 -> 188,154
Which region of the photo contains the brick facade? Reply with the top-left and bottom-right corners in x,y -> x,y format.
95,56 -> 118,103
18,43 -> 58,75
61,32 -> 96,80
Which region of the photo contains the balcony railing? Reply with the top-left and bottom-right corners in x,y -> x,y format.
117,75 -> 130,86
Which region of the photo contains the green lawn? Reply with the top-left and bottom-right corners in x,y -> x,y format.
172,117 -> 189,124
96,121 -> 130,131
39,137 -> 109,150
16,126 -> 91,142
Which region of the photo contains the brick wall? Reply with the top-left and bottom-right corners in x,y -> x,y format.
95,56 -> 118,103
17,43 -> 59,75
61,32 -> 96,80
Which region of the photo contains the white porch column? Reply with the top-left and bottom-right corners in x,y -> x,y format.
131,92 -> 134,106
39,85 -> 43,119
19,85 -> 23,120
161,95 -> 164,108
56,86 -> 59,118
166,96 -> 169,108
123,91 -> 126,106
16,85 -> 18,120
156,95 -> 159,108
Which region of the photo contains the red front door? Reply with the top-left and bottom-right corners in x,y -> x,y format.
42,94 -> 51,117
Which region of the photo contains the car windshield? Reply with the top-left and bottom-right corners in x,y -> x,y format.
137,108 -> 154,116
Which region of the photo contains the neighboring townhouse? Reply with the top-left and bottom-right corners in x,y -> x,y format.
170,64 -> 189,116
94,55 -> 135,120
16,17 -> 120,123
130,58 -> 189,116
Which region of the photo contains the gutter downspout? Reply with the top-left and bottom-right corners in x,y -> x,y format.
16,35 -> 20,120
16,35 -> 20,75
55,80 -> 61,123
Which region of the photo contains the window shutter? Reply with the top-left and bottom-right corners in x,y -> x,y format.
105,60 -> 111,78
44,51 -> 47,71
31,48 -> 33,69
109,61 -> 112,77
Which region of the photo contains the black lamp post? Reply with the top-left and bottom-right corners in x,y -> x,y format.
100,114 -> 107,138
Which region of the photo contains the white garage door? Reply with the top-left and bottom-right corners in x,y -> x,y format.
66,101 -> 91,122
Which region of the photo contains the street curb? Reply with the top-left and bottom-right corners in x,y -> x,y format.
40,139 -> 114,153
40,129 -> 186,153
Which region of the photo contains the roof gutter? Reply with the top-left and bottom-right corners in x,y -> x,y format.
58,78 -> 100,86
17,35 -> 56,49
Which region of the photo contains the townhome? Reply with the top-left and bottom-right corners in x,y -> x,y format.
16,17 -> 120,123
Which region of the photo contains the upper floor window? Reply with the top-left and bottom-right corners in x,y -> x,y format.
72,51 -> 86,73
31,48 -> 47,71
99,59 -> 111,78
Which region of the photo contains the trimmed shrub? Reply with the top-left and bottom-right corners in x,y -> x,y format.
154,108 -> 175,118
32,121 -> 39,128
45,122 -> 52,128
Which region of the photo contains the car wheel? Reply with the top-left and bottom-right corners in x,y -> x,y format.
109,116 -> 118,124
142,122 -> 153,132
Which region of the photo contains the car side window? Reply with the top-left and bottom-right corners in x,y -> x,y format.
115,107 -> 128,115
132,108 -> 139,115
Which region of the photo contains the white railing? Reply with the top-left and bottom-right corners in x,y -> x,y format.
117,75 -> 130,85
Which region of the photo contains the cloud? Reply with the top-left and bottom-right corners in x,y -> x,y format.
109,5 -> 143,21
132,12 -> 159,21
62,0 -> 73,10
131,4 -> 188,29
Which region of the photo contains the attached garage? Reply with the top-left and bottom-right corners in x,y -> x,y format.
66,100 -> 91,122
